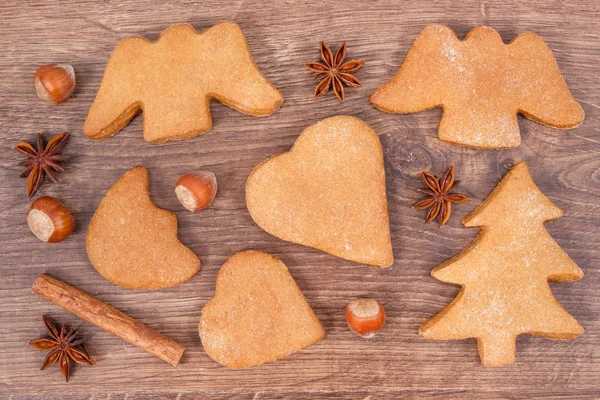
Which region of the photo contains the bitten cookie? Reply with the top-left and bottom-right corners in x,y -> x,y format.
246,115 -> 393,267
420,162 -> 584,366
86,167 -> 200,289
199,251 -> 324,368
370,25 -> 584,149
84,22 -> 283,143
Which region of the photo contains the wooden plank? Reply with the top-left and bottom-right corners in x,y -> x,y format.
0,0 -> 598,397
5,389 -> 600,400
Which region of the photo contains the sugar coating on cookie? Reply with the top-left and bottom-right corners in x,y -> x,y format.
84,22 -> 283,143
371,25 -> 584,149
246,115 -> 393,267
420,162 -> 584,366
199,251 -> 324,368
86,166 -> 200,289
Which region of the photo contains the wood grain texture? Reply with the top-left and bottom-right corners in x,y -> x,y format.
0,0 -> 598,398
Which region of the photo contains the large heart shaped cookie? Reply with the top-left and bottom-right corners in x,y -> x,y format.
199,251 -> 324,368
246,115 -> 393,267
86,166 -> 200,289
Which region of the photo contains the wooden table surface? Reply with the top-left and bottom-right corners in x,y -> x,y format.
1,0 -> 598,398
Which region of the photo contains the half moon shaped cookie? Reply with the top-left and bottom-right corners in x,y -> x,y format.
86,166 -> 200,289
246,115 -> 393,267
199,251 -> 324,368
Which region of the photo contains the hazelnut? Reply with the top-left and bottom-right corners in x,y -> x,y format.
175,172 -> 217,212
27,197 -> 74,243
34,64 -> 76,104
346,298 -> 386,338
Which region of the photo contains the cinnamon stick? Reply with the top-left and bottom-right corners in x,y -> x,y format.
32,274 -> 185,367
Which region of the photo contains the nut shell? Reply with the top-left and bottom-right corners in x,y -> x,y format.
175,172 -> 217,212
27,196 -> 74,243
34,64 -> 75,104
346,298 -> 386,338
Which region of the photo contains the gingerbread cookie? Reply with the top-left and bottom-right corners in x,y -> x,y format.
420,162 -> 584,366
84,22 -> 283,143
246,116 -> 393,267
370,25 -> 584,149
86,167 -> 200,289
199,251 -> 324,368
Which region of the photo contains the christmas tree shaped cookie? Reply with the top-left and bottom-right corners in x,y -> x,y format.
87,167 -> 200,289
199,251 -> 324,368
370,25 -> 584,149
420,162 -> 584,366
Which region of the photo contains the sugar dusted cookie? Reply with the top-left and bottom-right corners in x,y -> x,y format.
86,167 -> 200,289
246,116 -> 393,267
199,251 -> 324,368
371,25 -> 584,149
84,22 -> 283,143
420,162 -> 584,366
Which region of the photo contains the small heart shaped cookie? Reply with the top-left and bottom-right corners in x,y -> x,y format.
86,166 -> 200,289
199,251 -> 324,368
246,115 -> 393,267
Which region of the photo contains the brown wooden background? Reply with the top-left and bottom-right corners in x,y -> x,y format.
1,0 -> 598,398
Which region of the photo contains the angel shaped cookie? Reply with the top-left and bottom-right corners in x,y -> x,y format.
84,22 -> 283,143
371,25 -> 584,149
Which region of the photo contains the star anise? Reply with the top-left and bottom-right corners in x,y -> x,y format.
305,42 -> 365,101
30,315 -> 95,382
15,132 -> 70,198
413,165 -> 471,227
